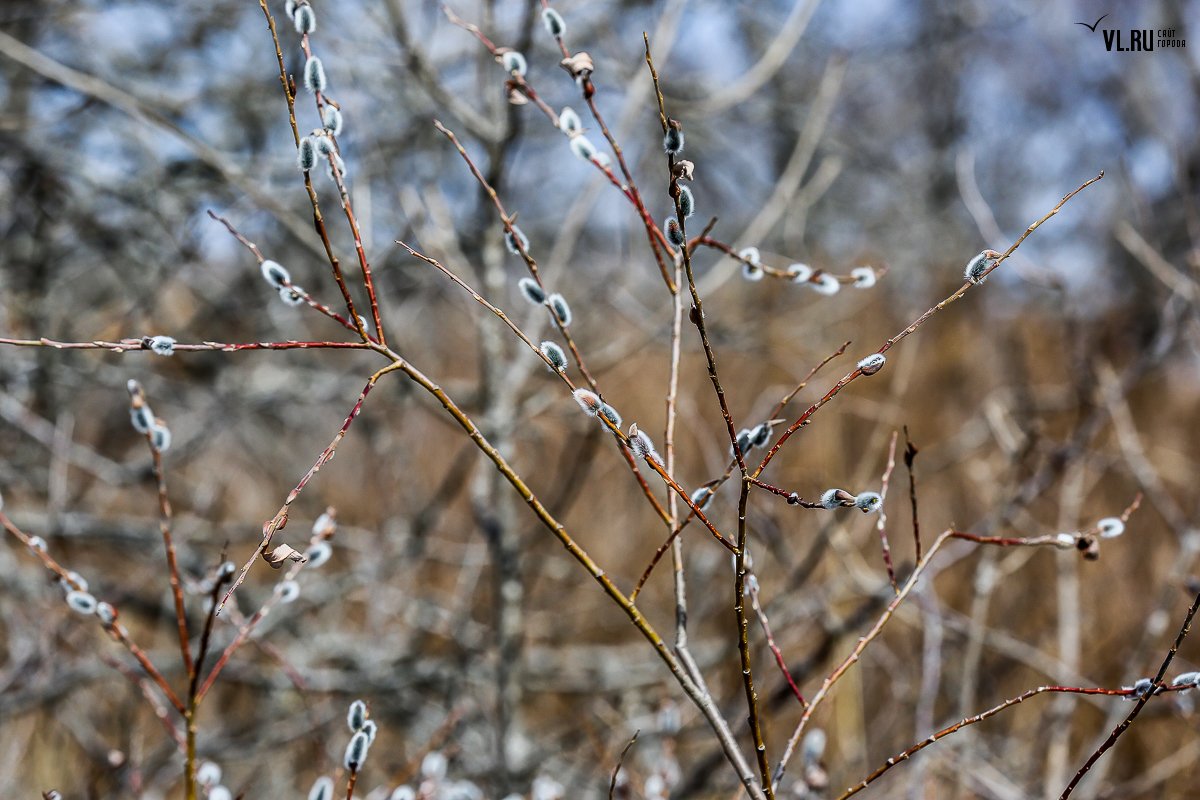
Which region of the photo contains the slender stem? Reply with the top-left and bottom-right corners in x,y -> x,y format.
903,426 -> 922,563
608,730 -> 640,800
736,479 -> 774,797
747,573 -> 806,708
147,440 -> 192,683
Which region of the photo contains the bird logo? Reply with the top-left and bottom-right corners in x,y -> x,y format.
1075,13 -> 1109,32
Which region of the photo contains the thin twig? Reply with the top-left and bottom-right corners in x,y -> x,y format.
609,730 -> 640,799
903,426 -> 921,563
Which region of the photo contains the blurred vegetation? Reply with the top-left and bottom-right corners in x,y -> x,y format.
1,0 -> 1199,798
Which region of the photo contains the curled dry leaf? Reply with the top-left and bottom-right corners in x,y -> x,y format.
560,51 -> 594,79
264,543 -> 307,569
506,84 -> 529,106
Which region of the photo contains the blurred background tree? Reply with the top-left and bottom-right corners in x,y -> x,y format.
1,0 -> 1199,797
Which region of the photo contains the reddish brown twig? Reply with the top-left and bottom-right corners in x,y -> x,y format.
747,569 -> 807,709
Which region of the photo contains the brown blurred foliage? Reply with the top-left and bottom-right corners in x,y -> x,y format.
2,0 -> 1200,798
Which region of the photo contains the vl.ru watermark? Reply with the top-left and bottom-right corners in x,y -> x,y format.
1076,14 -> 1186,51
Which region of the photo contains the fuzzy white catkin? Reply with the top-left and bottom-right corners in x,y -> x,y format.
344,730 -> 371,771
850,266 -> 877,288
518,277 -> 546,305
1171,671 -> 1200,688
361,719 -> 378,744
308,776 -> 334,800
501,50 -> 527,76
321,105 -> 343,136
750,422 -> 772,448
150,422 -> 171,453
278,285 -> 306,306
788,263 -> 814,283
964,251 -> 996,284
293,4 -> 316,33
811,273 -> 840,296
598,403 -> 622,428
802,728 -> 827,765
303,56 -> 326,93
304,541 -> 332,569
663,126 -> 684,155
390,788 -> 417,800
557,107 -> 581,134
504,226 -> 529,256
297,137 -> 317,171
260,260 -> 291,288
664,217 -> 684,247
539,341 -> 567,372
96,601 -> 116,626
66,590 -> 98,615
1098,517 -> 1125,538
678,185 -> 695,219
148,335 -> 176,356
421,751 -> 448,780
857,353 -> 886,375
741,262 -> 764,282
65,571 -> 88,593
573,389 -> 601,416
854,491 -> 882,512
130,404 -> 155,434
628,428 -> 658,460
690,486 -> 714,511
542,7 -> 565,37
821,489 -> 843,509
208,787 -> 233,800
276,580 -> 300,603
569,135 -> 598,161
546,293 -> 572,326
28,535 -> 47,552
347,699 -> 367,731
738,246 -> 761,265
